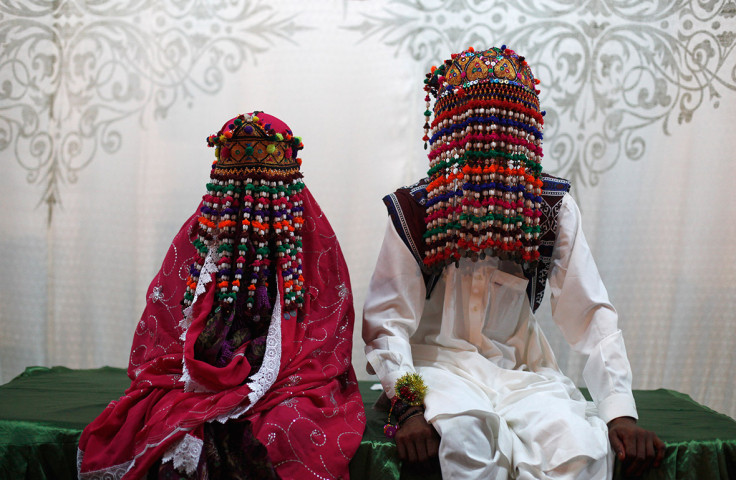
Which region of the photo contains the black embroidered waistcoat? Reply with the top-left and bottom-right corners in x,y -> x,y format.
382,174 -> 571,312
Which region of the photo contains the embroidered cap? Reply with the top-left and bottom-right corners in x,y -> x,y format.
206,112 -> 303,179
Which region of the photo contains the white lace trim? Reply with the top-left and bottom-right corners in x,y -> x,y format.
77,448 -> 133,480
214,290 -> 283,423
161,433 -> 203,476
179,247 -> 219,336
180,247 -> 218,392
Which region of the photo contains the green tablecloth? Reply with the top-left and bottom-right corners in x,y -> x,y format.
1,366 -> 735,479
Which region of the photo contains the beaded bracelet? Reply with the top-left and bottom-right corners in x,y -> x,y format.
384,373 -> 427,439
398,407 -> 425,425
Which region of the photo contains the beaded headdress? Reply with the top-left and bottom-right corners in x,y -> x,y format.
422,45 -> 545,271
182,112 -> 306,327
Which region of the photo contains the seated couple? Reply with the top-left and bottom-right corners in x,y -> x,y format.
78,46 -> 663,480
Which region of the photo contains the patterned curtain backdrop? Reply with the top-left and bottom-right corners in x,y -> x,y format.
1,0 -> 735,418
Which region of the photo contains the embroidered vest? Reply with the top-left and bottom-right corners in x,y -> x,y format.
382,174 -> 571,312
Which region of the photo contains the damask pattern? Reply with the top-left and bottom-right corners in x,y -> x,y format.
0,0 -> 305,222
345,0 -> 736,187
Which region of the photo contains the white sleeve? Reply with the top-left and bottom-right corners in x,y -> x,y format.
362,218 -> 426,398
547,194 -> 638,424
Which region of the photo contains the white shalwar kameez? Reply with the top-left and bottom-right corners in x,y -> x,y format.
363,194 -> 638,480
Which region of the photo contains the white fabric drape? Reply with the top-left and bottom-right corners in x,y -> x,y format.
1,1 -> 734,420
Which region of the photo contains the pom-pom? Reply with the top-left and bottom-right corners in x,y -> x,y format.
394,373 -> 427,406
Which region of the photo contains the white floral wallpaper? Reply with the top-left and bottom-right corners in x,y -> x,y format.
0,0 -> 307,222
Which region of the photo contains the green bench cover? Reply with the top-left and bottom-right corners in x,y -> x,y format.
1,366 -> 735,479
